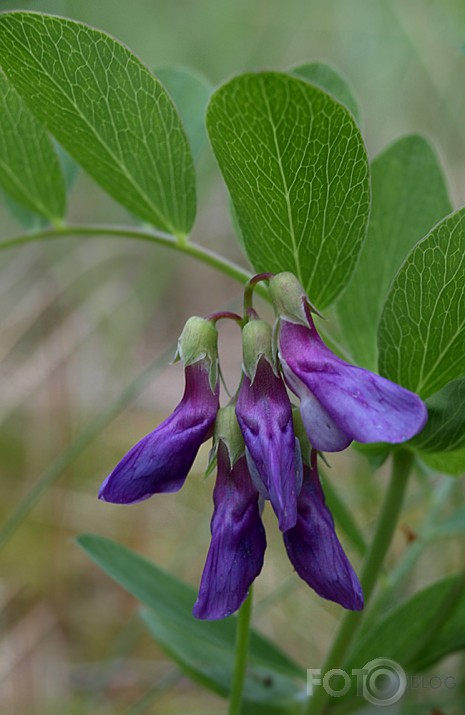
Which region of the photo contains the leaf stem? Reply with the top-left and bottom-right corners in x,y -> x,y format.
306,449 -> 414,715
0,223 -> 257,288
229,587 -> 253,715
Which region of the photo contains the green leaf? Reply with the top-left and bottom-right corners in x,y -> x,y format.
419,447 -> 465,476
0,12 -> 196,236
347,574 -> 465,674
154,66 -> 212,162
207,71 -> 370,309
292,62 -> 360,123
78,535 -> 306,711
339,135 -> 452,370
0,69 -> 66,222
410,377 -> 465,453
378,207 -> 465,398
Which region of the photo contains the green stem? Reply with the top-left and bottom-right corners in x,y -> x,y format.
229,587 -> 253,715
306,449 -> 414,715
0,223 -> 256,288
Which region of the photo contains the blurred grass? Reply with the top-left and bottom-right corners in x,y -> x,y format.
1,1 -> 465,713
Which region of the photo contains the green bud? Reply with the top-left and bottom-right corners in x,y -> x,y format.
175,316 -> 218,391
241,319 -> 277,382
213,406 -> 245,467
268,271 -> 311,326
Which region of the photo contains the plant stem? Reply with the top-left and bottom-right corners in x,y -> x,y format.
0,223 -> 256,288
306,449 -> 414,715
229,587 -> 253,715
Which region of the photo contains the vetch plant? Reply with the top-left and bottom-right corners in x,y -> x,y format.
0,10 -> 464,715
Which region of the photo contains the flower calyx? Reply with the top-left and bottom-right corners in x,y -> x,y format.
174,316 -> 219,392
269,271 -> 320,326
241,318 -> 278,383
211,406 -> 245,470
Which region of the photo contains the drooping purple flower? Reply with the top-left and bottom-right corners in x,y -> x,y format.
99,317 -> 219,503
235,320 -> 302,531
269,273 -> 428,453
193,442 -> 266,620
284,451 -> 364,610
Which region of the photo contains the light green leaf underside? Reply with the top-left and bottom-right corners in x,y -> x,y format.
420,447 -> 465,476
292,62 -> 360,124
155,66 -> 212,162
207,72 -> 370,309
0,12 -> 196,235
78,535 -> 305,711
347,574 -> 465,674
378,207 -> 465,398
0,69 -> 65,221
339,135 -> 451,370
410,377 -> 465,453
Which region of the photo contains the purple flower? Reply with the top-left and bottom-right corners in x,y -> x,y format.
193,443 -> 266,620
99,316 -> 219,503
235,320 -> 302,531
284,451 -> 363,610
270,273 -> 427,452
99,361 -> 219,503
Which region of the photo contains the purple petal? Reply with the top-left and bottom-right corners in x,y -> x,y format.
193,447 -> 266,620
98,362 -> 219,503
284,456 -> 363,610
279,319 -> 427,451
236,357 -> 301,531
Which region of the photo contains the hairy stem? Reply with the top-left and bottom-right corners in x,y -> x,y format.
306,449 -> 414,715
229,587 -> 253,715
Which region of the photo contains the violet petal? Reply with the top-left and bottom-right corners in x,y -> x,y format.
193,448 -> 266,620
98,362 -> 219,503
280,320 -> 427,451
236,357 -> 300,531
284,458 -> 363,610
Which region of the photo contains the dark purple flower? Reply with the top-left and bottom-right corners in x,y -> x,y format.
270,273 -> 427,452
284,451 -> 364,610
99,361 -> 219,503
193,442 -> 266,620
236,354 -> 302,532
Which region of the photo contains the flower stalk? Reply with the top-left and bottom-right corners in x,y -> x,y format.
228,586 -> 254,715
306,449 -> 414,715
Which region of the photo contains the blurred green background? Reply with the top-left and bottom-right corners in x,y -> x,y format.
1,0 -> 465,713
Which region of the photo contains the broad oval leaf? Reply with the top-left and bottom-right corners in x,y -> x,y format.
0,12 -> 196,235
78,534 -> 305,712
292,62 -> 360,124
378,207 -> 465,398
0,69 -> 66,222
339,135 -> 451,370
207,71 -> 370,309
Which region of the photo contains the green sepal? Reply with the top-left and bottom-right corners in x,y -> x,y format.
212,406 -> 245,468
268,272 -> 313,326
174,316 -> 218,392
241,319 -> 277,382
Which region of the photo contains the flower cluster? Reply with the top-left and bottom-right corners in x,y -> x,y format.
99,272 -> 427,619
